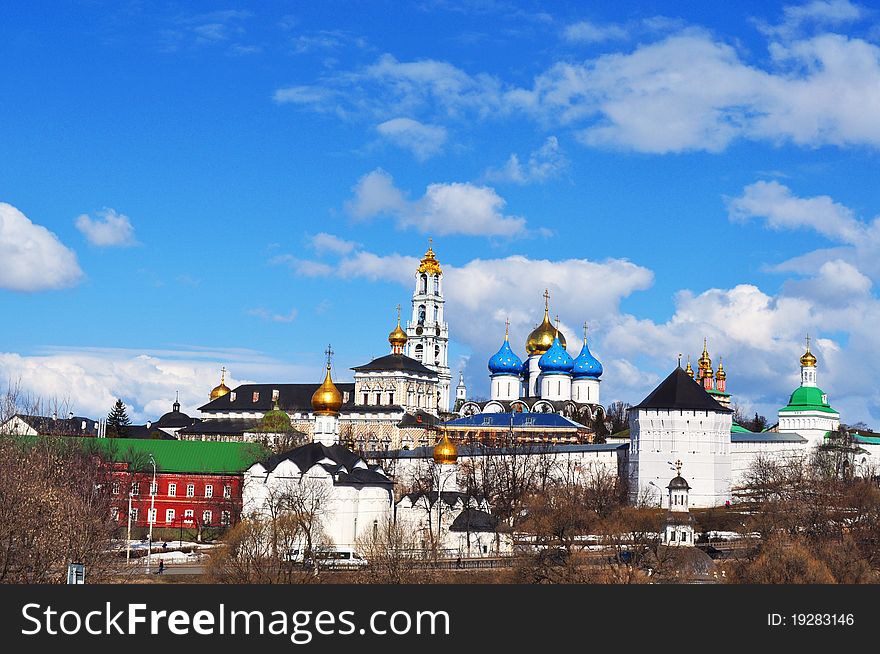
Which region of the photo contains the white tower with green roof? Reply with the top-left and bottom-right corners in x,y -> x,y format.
777,336 -> 839,447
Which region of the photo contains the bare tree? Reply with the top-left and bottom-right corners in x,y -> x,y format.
355,516 -> 428,584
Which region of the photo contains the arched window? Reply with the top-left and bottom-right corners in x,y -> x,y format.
414,343 -> 424,361
435,345 -> 441,361
418,305 -> 426,324
420,274 -> 427,294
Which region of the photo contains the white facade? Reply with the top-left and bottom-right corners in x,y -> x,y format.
243,450 -> 394,550
572,377 -> 600,404
629,408 -> 733,508
354,368 -> 439,413
490,374 -> 521,401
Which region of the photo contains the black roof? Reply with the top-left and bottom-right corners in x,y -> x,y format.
199,382 -> 355,413
667,475 -> 691,490
12,414 -> 99,436
631,367 -> 732,413
398,410 -> 441,428
401,490 -> 475,507
178,418 -> 263,436
155,410 -> 197,428
449,508 -> 498,533
352,353 -> 437,376
257,443 -> 392,488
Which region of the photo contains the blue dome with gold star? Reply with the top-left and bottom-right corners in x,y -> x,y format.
488,336 -> 523,376
538,336 -> 573,374
572,339 -> 603,379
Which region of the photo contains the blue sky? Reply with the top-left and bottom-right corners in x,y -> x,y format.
1,1 -> 879,424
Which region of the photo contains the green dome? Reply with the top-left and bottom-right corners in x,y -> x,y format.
779,386 -> 837,414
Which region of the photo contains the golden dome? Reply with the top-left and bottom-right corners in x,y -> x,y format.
210,367 -> 231,400
388,306 -> 408,348
715,357 -> 726,380
417,240 -> 442,275
697,337 -> 711,374
685,356 -> 694,379
311,364 -> 343,415
433,432 -> 458,465
526,290 -> 566,355
800,335 -> 817,367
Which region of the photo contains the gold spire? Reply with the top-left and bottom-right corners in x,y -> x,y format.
715,356 -> 726,380
433,431 -> 458,465
697,337 -> 712,377
311,345 -> 343,416
685,355 -> 694,379
417,238 -> 442,275
800,334 -> 817,367
209,366 -> 231,400
388,303 -> 407,349
526,289 -> 566,354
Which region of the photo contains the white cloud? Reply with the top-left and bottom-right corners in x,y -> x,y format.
562,20 -> 628,43
0,202 -> 83,291
277,24 -> 880,153
270,254 -> 335,277
75,208 -> 138,247
726,180 -> 864,243
346,169 -> 528,236
0,345 -> 309,423
759,0 -> 865,38
311,232 -> 359,255
247,307 -> 299,323
376,117 -> 448,160
483,136 -> 569,184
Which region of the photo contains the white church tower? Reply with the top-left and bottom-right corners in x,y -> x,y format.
405,240 -> 451,412
663,460 -> 695,547
777,335 -> 840,447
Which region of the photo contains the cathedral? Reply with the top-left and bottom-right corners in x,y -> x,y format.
457,289 -> 605,427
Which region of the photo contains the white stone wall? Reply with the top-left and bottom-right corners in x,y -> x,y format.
572,378 -> 600,405
629,408 -> 733,508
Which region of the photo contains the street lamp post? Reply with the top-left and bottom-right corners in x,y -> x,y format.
648,481 -> 663,509
147,454 -> 156,574
126,492 -> 133,563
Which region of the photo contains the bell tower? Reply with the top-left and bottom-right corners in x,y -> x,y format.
405,239 -> 451,412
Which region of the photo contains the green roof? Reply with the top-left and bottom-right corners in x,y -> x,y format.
90,438 -> 270,474
13,436 -> 270,474
778,386 -> 838,415
731,423 -> 753,434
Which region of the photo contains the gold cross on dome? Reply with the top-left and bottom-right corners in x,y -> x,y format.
396,303 -> 401,322
325,344 -> 334,366
543,288 -> 550,311
220,366 -> 226,382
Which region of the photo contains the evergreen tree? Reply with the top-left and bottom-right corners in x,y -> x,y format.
106,399 -> 131,438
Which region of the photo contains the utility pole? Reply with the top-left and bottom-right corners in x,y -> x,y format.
147,454 -> 156,574
126,492 -> 133,563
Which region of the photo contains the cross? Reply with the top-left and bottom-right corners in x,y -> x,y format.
805,333 -> 811,350
396,303 -> 401,323
583,321 -> 588,342
505,317 -> 510,338
678,353 -> 682,368
543,288 -> 550,311
428,236 -> 433,249
220,366 -> 226,382
675,459 -> 682,476
324,344 -> 334,367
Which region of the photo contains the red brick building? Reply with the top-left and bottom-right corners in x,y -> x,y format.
97,439 -> 269,536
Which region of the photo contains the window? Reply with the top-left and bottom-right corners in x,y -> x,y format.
165,509 -> 175,524
111,507 -> 120,522
418,305 -> 426,324
252,391 -> 260,403
111,481 -> 120,495
482,416 -> 492,425
131,482 -> 140,496
420,274 -> 427,293
272,389 -> 279,402
362,393 -> 369,405
230,391 -> 236,402
223,485 -> 232,499
184,509 -> 194,521
186,483 -> 195,497
525,417 -> 535,426
168,483 -> 177,497
147,508 -> 156,524
205,484 -> 213,498
150,481 -> 157,496
221,511 -> 231,526
131,508 -> 139,523
203,510 -> 212,525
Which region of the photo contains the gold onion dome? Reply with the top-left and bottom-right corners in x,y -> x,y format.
433,432 -> 458,465
210,367 -> 231,400
685,356 -> 695,379
697,338 -> 711,371
715,358 -> 726,380
417,240 -> 442,275
311,364 -> 343,416
389,313 -> 407,348
800,336 -> 817,367
526,291 -> 566,355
